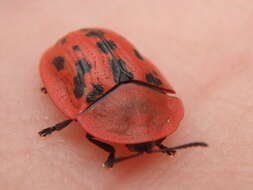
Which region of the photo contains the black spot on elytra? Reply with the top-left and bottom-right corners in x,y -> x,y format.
96,40 -> 117,54
52,56 -> 64,71
107,40 -> 117,49
73,58 -> 91,98
145,73 -> 162,86
76,58 -> 91,74
109,58 -> 133,83
72,45 -> 81,51
96,42 -> 108,54
73,75 -> 85,98
86,30 -> 104,37
86,84 -> 104,103
133,49 -> 143,60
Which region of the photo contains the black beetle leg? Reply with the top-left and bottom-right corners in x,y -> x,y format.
38,119 -> 73,137
41,87 -> 48,94
86,134 -> 116,168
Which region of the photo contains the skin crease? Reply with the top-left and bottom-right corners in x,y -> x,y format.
0,0 -> 253,189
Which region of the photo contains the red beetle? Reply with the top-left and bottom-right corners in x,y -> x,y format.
39,28 -> 207,168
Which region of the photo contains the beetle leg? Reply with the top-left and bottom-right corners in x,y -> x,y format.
41,87 -> 48,94
86,134 -> 116,168
113,152 -> 144,164
38,119 -> 73,137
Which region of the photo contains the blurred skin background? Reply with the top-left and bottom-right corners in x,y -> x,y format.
0,1 -> 253,189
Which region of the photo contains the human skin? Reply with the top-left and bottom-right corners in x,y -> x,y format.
0,0 -> 253,189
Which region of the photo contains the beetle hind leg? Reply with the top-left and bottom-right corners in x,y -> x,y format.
113,152 -> 144,164
86,134 -> 116,168
38,119 -> 73,137
86,134 -> 147,167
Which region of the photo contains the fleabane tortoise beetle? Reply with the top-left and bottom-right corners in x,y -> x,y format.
38,28 -> 208,168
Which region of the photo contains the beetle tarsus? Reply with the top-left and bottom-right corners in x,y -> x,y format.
39,127 -> 54,136
41,87 -> 48,94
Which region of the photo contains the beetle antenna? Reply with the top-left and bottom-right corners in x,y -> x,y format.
38,119 -> 73,137
168,142 -> 208,150
152,142 -> 208,153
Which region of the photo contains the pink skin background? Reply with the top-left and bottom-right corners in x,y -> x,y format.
1,1 -> 253,189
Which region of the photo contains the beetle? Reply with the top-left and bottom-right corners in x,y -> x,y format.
38,28 -> 207,168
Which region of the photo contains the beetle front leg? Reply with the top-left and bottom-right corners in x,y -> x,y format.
38,119 -> 73,137
41,87 -> 48,94
86,134 -> 116,168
